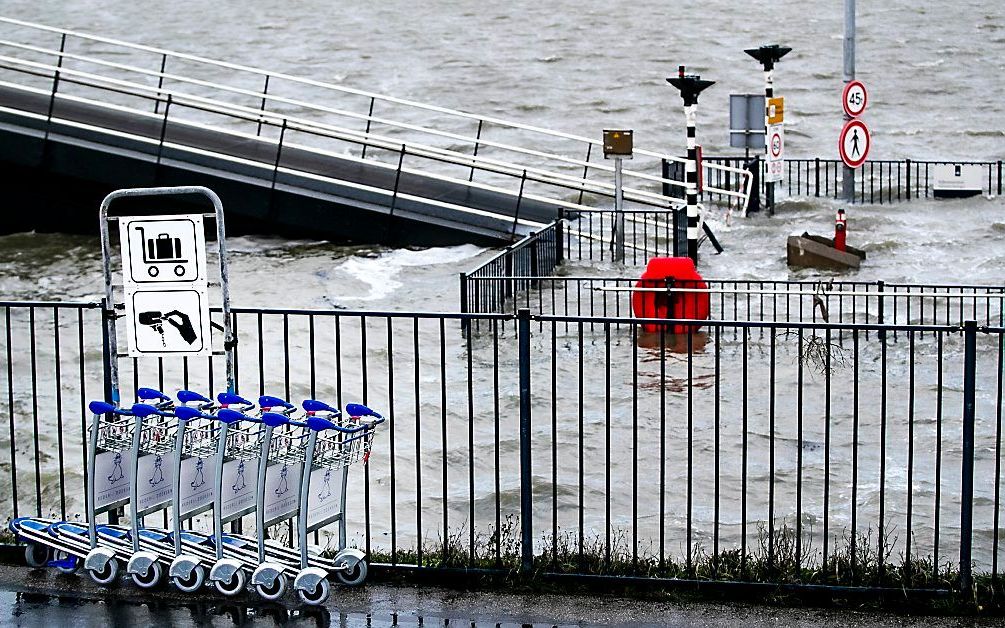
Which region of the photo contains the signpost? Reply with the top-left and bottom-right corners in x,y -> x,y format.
745,44 -> 791,215
603,129 -> 633,263
99,186 -> 234,405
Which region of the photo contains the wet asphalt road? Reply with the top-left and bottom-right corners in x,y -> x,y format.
0,565 -> 1001,627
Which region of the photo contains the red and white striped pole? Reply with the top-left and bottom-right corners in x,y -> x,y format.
834,208 -> 847,251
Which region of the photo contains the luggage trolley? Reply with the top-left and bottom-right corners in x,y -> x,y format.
10,389 -> 177,585
170,394 -> 266,596
280,400 -> 385,604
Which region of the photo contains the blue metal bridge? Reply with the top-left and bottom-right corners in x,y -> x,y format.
0,17 -> 750,246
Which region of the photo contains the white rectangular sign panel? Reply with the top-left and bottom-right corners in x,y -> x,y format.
135,453 -> 173,515
263,462 -> 303,527
178,455 -> 214,519
220,458 -> 257,522
119,214 -> 212,358
307,466 -> 344,530
765,123 -> 784,183
123,287 -> 212,357
119,215 -> 207,285
94,450 -> 131,512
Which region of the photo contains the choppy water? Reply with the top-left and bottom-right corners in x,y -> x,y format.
0,0 -> 1004,571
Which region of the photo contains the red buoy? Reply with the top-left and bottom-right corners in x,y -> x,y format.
631,257 -> 710,334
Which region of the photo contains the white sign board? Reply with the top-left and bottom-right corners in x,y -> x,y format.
119,215 -> 211,358
263,462 -> 303,527
220,458 -> 257,522
135,452 -> 174,515
123,288 -> 210,355
765,123 -> 784,183
178,455 -> 214,520
933,164 -> 984,198
306,466 -> 344,531
94,450 -> 132,512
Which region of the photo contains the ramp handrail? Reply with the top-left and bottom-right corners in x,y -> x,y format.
0,16 -> 751,210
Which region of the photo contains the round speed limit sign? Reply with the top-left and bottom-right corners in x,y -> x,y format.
842,80 -> 868,117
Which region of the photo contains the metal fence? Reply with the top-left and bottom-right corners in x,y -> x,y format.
703,157 -> 1004,205
461,277 -> 1005,334
2,299 -> 1005,593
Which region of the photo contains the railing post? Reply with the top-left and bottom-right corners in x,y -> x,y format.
960,319 -> 977,595
459,272 -> 469,335
504,254 -> 513,300
256,74 -> 271,136
577,143 -> 593,205
153,53 -> 168,115
156,94 -> 173,170
876,280 -> 885,341
814,157 -> 821,197
469,119 -> 484,182
998,160 -> 1002,196
517,308 -> 533,574
529,239 -> 539,286
906,158 -> 912,200
555,210 -> 565,265
361,97 -> 376,160
511,170 -> 527,240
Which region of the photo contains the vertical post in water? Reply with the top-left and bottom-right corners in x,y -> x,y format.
613,156 -> 625,262
684,106 -> 700,260
602,130 -> 633,263
667,68 -> 714,265
960,319 -> 977,594
517,308 -> 533,573
744,45 -> 791,216
843,0 -> 857,202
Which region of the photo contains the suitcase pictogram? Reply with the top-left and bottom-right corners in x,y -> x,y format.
135,226 -> 188,277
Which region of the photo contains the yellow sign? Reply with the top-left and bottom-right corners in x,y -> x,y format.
767,97 -> 785,124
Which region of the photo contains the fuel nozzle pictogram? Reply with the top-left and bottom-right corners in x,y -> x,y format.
138,310 -> 197,346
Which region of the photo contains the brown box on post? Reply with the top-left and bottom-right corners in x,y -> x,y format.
603,129 -> 633,159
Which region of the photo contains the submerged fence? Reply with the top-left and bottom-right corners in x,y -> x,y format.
2,299 -> 1005,593
702,157 -> 1004,206
462,276 -> 1005,334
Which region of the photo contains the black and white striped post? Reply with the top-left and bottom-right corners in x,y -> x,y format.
667,66 -> 714,264
745,44 -> 791,215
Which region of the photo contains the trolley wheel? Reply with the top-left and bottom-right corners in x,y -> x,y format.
255,573 -> 287,601
214,569 -> 246,596
24,543 -> 50,568
171,565 -> 205,593
131,560 -> 163,589
148,265 -> 160,278
335,559 -> 368,587
297,578 -> 330,606
173,264 -> 185,277
53,550 -> 81,574
88,557 -> 120,586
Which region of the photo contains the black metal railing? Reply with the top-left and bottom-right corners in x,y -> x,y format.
461,277 -> 1005,334
702,157 -> 1004,205
2,299 -> 1004,593
461,220 -> 562,323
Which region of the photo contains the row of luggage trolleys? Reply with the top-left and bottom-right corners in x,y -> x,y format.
9,388 -> 385,605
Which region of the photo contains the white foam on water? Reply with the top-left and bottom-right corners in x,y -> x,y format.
337,244 -> 485,302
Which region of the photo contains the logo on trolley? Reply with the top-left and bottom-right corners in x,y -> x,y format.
107,452 -> 126,484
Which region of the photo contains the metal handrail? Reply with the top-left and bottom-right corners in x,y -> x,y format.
0,54 -> 689,210
0,16 -> 752,204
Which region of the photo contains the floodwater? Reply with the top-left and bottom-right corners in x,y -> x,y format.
0,0 -> 1004,572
